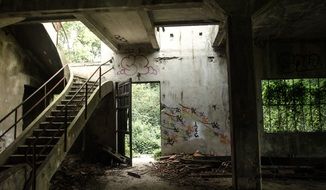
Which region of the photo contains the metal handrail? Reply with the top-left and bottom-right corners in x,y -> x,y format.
24,59 -> 113,190
0,64 -> 69,141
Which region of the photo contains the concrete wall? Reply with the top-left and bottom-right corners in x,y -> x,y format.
70,25 -> 231,156
255,40 -> 326,157
0,23 -> 64,151
0,29 -> 43,149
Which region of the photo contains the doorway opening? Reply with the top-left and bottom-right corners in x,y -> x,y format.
130,82 -> 161,162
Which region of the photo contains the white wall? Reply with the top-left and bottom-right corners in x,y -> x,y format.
71,25 -> 231,155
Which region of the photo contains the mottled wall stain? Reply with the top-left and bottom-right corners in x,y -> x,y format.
71,26 -> 230,155
0,30 -> 29,148
161,104 -> 230,147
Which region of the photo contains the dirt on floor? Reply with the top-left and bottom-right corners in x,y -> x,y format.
50,154 -> 326,190
50,154 -> 232,190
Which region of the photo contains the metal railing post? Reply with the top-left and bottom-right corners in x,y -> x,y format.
14,110 -> 17,139
44,85 -> 47,108
85,83 -> 88,119
64,106 -> 67,152
99,67 -> 102,98
32,143 -> 36,190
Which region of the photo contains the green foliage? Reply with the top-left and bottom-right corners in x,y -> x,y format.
132,83 -> 161,154
57,21 -> 101,63
262,79 -> 326,132
153,149 -> 162,160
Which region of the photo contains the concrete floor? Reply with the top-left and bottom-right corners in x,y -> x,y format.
89,155 -> 232,190
50,154 -> 326,190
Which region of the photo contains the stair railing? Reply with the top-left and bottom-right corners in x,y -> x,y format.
0,64 -> 69,152
25,58 -> 114,190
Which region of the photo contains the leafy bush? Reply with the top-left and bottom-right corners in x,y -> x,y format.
132,83 -> 161,154
57,21 -> 101,63
153,149 -> 162,160
262,79 -> 326,132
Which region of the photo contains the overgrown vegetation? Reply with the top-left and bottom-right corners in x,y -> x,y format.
262,79 -> 326,132
132,83 -> 161,155
57,21 -> 101,63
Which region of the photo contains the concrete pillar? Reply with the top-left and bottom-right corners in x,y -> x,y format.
226,16 -> 261,189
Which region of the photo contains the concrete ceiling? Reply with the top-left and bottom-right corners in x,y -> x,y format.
253,0 -> 326,40
77,3 -> 220,52
1,0 -> 325,52
0,0 -> 222,53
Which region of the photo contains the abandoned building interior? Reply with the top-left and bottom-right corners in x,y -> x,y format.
0,0 -> 326,189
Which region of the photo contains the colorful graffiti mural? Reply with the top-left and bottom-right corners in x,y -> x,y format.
117,54 -> 158,76
161,104 -> 230,146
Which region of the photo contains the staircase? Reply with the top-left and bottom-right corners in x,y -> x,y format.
0,77 -> 97,171
0,61 -> 114,189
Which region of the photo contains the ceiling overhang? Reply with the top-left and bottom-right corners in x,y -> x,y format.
0,0 -> 222,53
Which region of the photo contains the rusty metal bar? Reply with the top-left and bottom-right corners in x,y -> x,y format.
85,83 -> 88,119
99,66 -> 102,98
14,110 -> 17,139
44,85 -> 47,107
64,106 -> 67,152
32,143 -> 36,190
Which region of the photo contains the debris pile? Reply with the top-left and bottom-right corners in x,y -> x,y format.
150,151 -> 232,181
50,154 -> 110,190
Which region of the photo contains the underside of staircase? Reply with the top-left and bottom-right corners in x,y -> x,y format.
0,73 -> 114,190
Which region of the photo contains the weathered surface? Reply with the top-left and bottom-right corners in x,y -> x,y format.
71,26 -> 231,156
226,15 -> 261,189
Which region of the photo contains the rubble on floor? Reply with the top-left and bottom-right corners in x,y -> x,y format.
148,151 -> 232,189
50,153 -> 232,190
152,152 -> 232,180
49,153 -> 326,190
50,154 -> 112,190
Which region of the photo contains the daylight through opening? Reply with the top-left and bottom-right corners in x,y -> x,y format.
131,82 -> 161,159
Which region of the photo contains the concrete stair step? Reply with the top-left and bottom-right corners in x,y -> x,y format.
0,165 -> 15,172
73,81 -> 97,86
68,90 -> 94,96
60,99 -> 83,105
45,115 -> 75,122
65,94 -> 88,99
51,109 -> 79,116
25,136 -> 60,145
7,154 -> 47,164
15,145 -> 54,155
33,129 -> 65,137
39,121 -> 70,129
55,104 -> 79,109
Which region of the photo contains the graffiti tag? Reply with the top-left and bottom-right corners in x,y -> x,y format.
117,54 -> 158,76
278,52 -> 324,73
161,104 -> 230,146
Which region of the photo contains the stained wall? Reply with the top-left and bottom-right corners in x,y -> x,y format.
255,40 -> 326,157
70,25 -> 231,155
0,29 -> 40,148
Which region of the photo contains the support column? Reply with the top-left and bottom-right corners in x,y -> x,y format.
226,15 -> 261,190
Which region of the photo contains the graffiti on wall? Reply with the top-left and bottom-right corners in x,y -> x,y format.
117,54 -> 158,76
161,104 -> 230,146
277,52 -> 325,73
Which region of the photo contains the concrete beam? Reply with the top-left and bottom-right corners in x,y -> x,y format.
213,23 -> 226,47
226,15 -> 261,190
203,0 -> 226,19
76,14 -> 120,52
0,17 -> 25,28
138,10 -> 159,50
0,0 -> 204,18
252,0 -> 281,31
154,20 -> 219,27
215,0 -> 273,15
